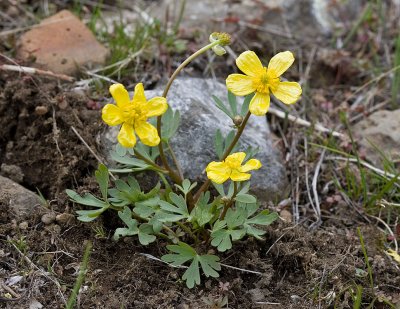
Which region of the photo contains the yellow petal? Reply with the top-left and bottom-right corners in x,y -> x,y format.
236,51 -> 264,77
272,81 -> 302,104
387,249 -> 400,264
230,170 -> 251,182
239,159 -> 262,172
267,51 -> 295,77
102,104 -> 124,126
206,162 -> 231,184
118,123 -> 137,148
135,121 -> 160,146
133,83 -> 146,104
225,152 -> 246,165
226,74 -> 255,96
249,92 -> 270,116
109,84 -> 131,109
146,97 -> 168,117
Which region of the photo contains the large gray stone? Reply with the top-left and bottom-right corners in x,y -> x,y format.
101,78 -> 288,201
353,109 -> 400,169
0,176 -> 42,220
149,0 -> 363,37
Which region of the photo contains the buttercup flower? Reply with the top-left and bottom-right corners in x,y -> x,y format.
102,83 -> 168,148
226,51 -> 302,116
206,152 -> 262,184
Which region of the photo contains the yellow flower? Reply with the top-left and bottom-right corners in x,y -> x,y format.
226,51 -> 302,116
206,152 -> 262,184
102,83 -> 168,148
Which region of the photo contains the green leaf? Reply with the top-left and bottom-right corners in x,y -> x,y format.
158,193 -> 190,221
212,95 -> 233,118
225,208 -> 247,228
161,242 -> 220,288
235,194 -> 256,204
227,91 -> 238,115
246,210 -> 279,225
190,192 -> 214,227
113,206 -> 139,241
95,164 -> 109,200
212,182 -> 225,196
214,129 -> 224,159
183,257 -> 201,288
115,143 -> 127,156
240,93 -> 254,116
75,209 -> 105,222
161,108 -> 181,140
243,210 -> 279,240
210,208 -> 247,252
66,190 -> 107,208
138,224 -> 157,245
175,179 -> 197,196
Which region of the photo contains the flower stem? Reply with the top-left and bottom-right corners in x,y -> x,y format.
134,150 -> 168,173
176,221 -> 198,244
193,111 -> 252,201
220,182 -> 238,220
156,40 -> 222,185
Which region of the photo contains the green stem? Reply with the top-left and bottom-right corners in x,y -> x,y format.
220,182 -> 238,220
157,172 -> 172,191
156,40 -> 222,185
167,142 -> 184,180
176,221 -> 198,244
134,150 -> 168,173
193,111 -> 252,202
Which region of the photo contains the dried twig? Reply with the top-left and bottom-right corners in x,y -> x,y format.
269,106 -> 344,138
7,236 -> 66,305
70,126 -> 116,180
139,253 -> 262,275
0,64 -> 75,82
311,149 -> 326,224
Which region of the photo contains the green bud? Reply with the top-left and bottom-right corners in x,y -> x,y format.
233,115 -> 243,126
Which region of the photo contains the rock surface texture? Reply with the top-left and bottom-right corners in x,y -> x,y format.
353,109 -> 400,169
17,10 -> 108,75
0,176 -> 42,220
102,78 -> 288,201
150,0 -> 363,37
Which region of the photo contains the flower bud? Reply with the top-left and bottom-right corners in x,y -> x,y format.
209,32 -> 231,56
209,32 -> 231,46
233,115 -> 243,126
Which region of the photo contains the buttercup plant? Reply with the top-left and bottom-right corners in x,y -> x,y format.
67,32 -> 302,288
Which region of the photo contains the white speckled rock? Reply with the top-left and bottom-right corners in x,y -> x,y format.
0,176 -> 42,220
101,78 -> 288,201
353,109 -> 400,169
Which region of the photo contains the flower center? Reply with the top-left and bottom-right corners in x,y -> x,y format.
122,105 -> 147,125
253,68 -> 280,94
224,157 -> 241,170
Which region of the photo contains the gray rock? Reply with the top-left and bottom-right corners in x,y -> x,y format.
353,109 -> 400,169
41,212 -> 56,225
0,176 -> 42,219
101,78 -> 288,201
150,0 -> 362,37
1,163 -> 24,183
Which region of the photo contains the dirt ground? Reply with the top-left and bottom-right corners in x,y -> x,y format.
1,1 -> 400,308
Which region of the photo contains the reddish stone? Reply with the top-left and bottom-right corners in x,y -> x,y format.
17,10 -> 109,75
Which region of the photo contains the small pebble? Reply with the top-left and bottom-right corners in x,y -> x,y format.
55,213 -> 75,225
41,212 -> 56,225
280,209 -> 293,223
35,105 -> 49,115
18,221 -> 29,230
